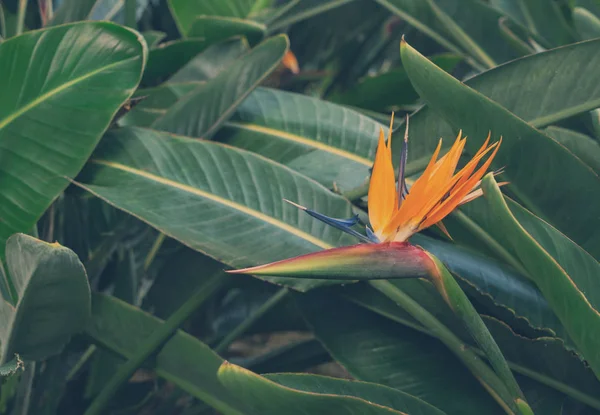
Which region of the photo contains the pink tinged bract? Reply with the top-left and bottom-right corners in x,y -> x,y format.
227,242 -> 435,280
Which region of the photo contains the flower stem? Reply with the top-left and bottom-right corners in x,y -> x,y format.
425,253 -> 534,415
370,279 -> 518,415
15,0 -> 27,36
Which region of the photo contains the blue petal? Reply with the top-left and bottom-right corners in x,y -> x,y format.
304,209 -> 373,243
365,226 -> 381,243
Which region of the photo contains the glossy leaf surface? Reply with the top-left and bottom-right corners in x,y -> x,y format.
76,127 -> 355,291
153,35 -> 288,138
401,39 -> 600,258
480,174 -> 600,381
0,22 -> 145,255
1,234 -> 90,363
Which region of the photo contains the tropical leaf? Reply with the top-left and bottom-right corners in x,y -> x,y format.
169,0 -> 256,35
50,0 -> 150,25
169,38 -> 249,82
330,286 -> 600,411
188,16 -> 266,46
401,39 -> 600,258
217,87 -> 390,190
152,35 -> 288,138
142,39 -> 209,85
0,21 -> 145,256
0,234 -> 90,364
329,54 -> 461,111
119,82 -> 201,127
297,292 -> 505,415
268,0 -> 359,31
219,363 -> 448,415
545,126 -> 600,173
75,127 -> 356,291
574,7 -> 600,40
88,293 -> 448,415
480,174 -> 600,381
488,0 -> 574,47
411,234 -> 570,341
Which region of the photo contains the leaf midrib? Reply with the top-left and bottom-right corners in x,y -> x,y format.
89,159 -> 334,250
224,121 -> 374,167
0,57 -> 135,132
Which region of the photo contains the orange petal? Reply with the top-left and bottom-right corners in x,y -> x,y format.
384,133 -> 467,234
282,50 -> 300,74
420,139 -> 501,229
368,128 -> 397,235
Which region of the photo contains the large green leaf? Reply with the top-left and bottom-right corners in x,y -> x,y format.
545,126 -> 600,174
266,374 -> 446,415
574,7 -> 600,40
50,0 -> 149,25
75,127 -> 355,291
405,38 -> 600,176
481,174 -> 600,381
329,54 -> 461,112
400,40 -> 600,258
0,234 -> 90,364
489,0 -> 574,47
297,292 -> 504,415
119,82 -> 201,128
217,87 -> 391,190
87,293 -> 448,415
427,0 -> 523,65
341,282 -> 600,410
86,293 -> 243,414
219,364 -> 448,415
0,22 -> 145,256
268,0 -> 358,31
411,234 -> 569,341
152,35 -> 288,138
141,39 -> 209,85
169,38 -> 249,82
169,0 -> 256,35
188,16 -> 266,46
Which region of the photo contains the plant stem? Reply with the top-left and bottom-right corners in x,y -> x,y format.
369,279 -> 517,415
125,0 -> 136,29
66,345 -> 97,382
15,0 -> 27,36
214,287 -> 289,354
46,0 -> 52,21
144,233 -> 166,271
83,274 -> 225,415
426,254 -> 532,414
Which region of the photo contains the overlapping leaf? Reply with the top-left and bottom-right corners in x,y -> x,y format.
188,16 -> 266,46
323,287 -> 600,411
75,127 -> 356,291
217,87 -> 389,190
479,175 -> 600,381
545,126 -> 600,174
152,35 -> 288,138
401,39 -> 600,258
298,292 -> 505,415
87,293 -> 448,415
169,0 -> 256,35
1,234 -> 90,363
0,22 -> 145,256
